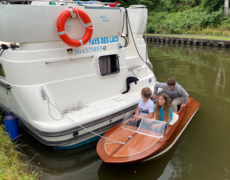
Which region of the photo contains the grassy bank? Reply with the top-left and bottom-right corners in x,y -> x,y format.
147,34 -> 230,40
147,7 -> 230,37
0,125 -> 38,180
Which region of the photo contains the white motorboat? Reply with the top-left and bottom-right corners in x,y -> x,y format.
0,1 -> 156,149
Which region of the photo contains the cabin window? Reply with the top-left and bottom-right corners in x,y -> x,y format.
98,54 -> 120,77
0,64 -> 5,78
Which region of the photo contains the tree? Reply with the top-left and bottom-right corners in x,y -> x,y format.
100,0 -> 139,7
224,0 -> 229,16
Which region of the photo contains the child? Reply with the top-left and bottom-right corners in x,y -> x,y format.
146,92 -> 173,129
134,87 -> 155,119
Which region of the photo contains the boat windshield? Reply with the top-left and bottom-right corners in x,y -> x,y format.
120,113 -> 167,138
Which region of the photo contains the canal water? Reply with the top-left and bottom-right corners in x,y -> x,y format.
20,42 -> 230,180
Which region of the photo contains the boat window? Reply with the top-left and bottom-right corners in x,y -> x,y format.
98,54 -> 120,77
0,64 -> 5,78
120,113 -> 166,138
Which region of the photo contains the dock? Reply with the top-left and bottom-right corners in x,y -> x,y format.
146,34 -> 230,48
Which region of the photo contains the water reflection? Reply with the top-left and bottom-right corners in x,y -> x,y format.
214,65 -> 226,97
20,129 -> 101,180
148,42 -> 230,102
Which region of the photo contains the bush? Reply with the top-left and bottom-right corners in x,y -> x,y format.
147,6 -> 226,35
0,125 -> 38,180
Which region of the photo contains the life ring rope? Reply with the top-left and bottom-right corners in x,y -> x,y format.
56,8 -> 93,47
75,8 -> 93,29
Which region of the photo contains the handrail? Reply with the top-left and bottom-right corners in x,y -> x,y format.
0,79 -> 11,89
45,55 -> 94,64
1,0 -> 119,5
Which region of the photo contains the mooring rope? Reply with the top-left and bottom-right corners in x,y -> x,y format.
40,86 -> 125,145
125,9 -> 157,81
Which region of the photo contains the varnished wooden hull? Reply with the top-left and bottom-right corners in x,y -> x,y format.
96,97 -> 200,164
142,106 -> 199,162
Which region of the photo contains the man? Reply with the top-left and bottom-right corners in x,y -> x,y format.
152,78 -> 189,112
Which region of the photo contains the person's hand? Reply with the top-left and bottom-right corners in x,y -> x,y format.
151,124 -> 156,130
129,117 -> 135,122
181,103 -> 186,108
152,95 -> 157,100
129,116 -> 141,122
145,119 -> 153,124
145,119 -> 150,124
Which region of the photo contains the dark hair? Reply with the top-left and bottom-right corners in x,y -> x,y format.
141,87 -> 152,99
167,78 -> 176,86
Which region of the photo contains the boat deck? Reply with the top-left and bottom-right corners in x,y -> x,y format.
30,79 -> 154,133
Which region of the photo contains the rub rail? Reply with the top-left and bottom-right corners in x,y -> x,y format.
45,55 -> 94,64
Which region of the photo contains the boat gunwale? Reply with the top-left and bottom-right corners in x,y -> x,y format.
141,106 -> 199,162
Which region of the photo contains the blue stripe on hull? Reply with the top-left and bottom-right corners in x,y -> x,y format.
53,133 -> 104,150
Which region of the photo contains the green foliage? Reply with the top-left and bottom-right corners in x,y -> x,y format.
100,0 -> 139,7
0,125 -> 38,180
138,0 -> 201,12
201,0 -> 224,11
100,0 -> 230,36
147,7 -> 225,34
139,0 -> 155,11
149,34 -> 230,40
119,0 -> 140,7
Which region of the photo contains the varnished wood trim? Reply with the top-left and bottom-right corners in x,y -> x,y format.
142,107 -> 199,162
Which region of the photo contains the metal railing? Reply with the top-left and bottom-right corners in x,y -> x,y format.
45,55 -> 94,64
0,0 -> 119,5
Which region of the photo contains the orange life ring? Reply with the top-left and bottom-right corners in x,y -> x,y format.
56,8 -> 93,47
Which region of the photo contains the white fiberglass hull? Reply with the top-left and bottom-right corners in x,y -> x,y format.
0,4 -> 155,149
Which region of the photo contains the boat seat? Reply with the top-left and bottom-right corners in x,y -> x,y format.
169,113 -> 179,125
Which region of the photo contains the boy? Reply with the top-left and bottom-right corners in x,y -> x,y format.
135,87 -> 155,119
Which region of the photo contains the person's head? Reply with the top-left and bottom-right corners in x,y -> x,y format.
155,93 -> 171,123
167,78 -> 176,91
141,87 -> 152,100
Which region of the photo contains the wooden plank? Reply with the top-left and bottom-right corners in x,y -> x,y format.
105,127 -> 136,155
113,134 -> 159,157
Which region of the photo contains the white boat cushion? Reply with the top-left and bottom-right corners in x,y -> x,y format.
169,113 -> 179,125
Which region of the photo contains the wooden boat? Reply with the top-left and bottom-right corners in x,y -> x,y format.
96,97 -> 200,164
